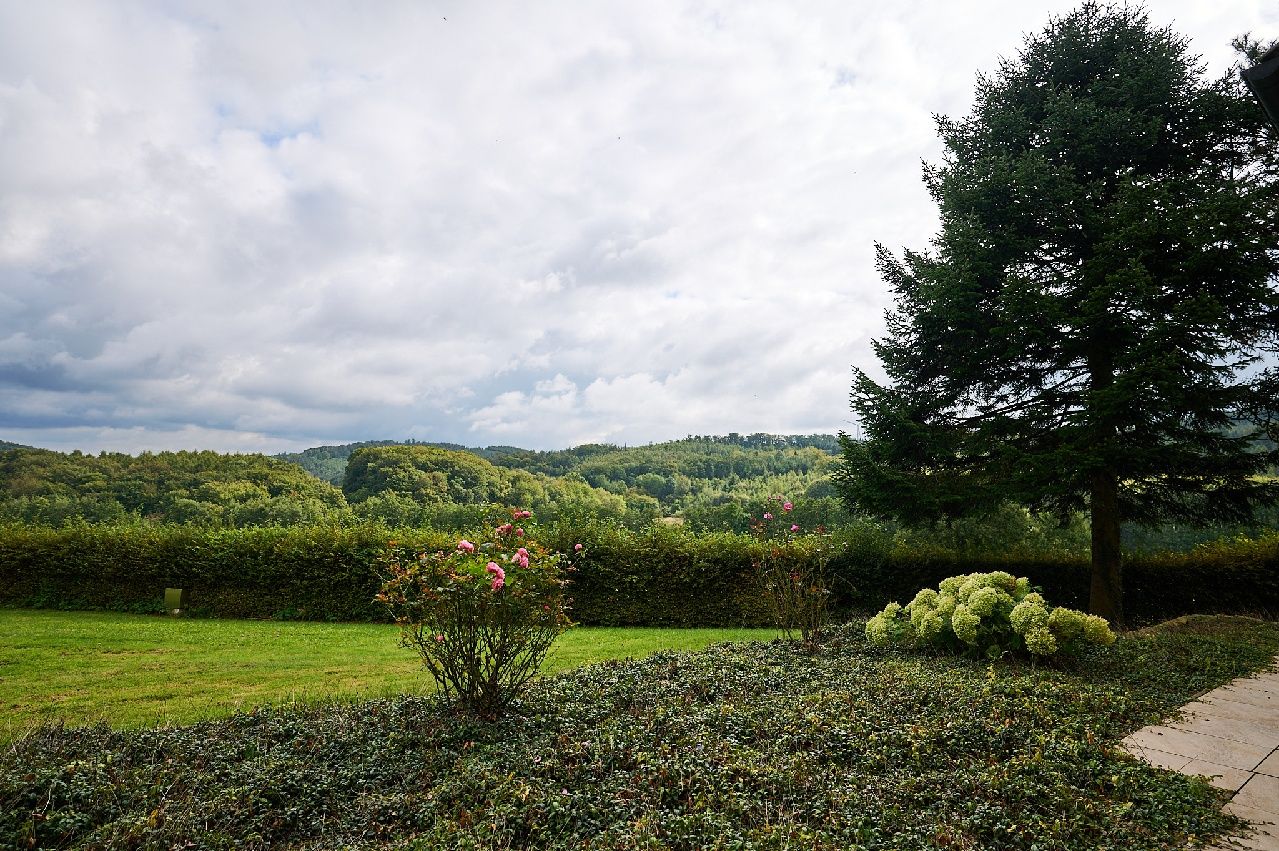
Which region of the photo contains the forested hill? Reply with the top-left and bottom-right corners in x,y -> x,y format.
279,434 -> 848,531
0,440 -> 31,451
0,447 -> 346,525
278,434 -> 839,485
0,435 -> 849,531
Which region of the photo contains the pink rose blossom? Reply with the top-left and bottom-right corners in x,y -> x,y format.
791,524 -> 800,532
763,513 -> 773,520
457,540 -> 476,553
434,634 -> 445,642
515,528 -> 525,537
486,562 -> 506,590
783,502 -> 793,512
496,523 -> 513,535
574,543 -> 584,552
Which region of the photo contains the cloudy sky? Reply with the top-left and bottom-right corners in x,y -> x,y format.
1,1 -> 1274,454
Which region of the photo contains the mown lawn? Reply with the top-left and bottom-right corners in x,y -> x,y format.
2,614 -> 1277,849
0,608 -> 779,736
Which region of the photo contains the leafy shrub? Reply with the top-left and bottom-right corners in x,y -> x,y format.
866,571 -> 1115,658
749,497 -> 833,642
377,510 -> 573,716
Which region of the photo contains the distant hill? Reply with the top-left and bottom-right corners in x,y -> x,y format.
277,439 -> 477,485
278,434 -> 840,485
0,447 -> 347,526
276,433 -> 846,529
0,440 -> 32,452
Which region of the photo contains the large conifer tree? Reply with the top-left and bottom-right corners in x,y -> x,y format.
834,4 -> 1279,627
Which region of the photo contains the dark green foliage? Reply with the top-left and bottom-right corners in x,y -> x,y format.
836,4 -> 1279,626
281,434 -> 845,527
540,523 -> 779,627
3,617 -> 1276,849
4,521 -> 1277,627
340,445 -> 643,527
0,524 -> 453,622
0,448 -> 349,527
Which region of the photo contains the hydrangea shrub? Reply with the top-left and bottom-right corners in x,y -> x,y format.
865,571 -> 1115,658
377,509 -> 575,717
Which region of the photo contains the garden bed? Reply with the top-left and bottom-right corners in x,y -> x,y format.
3,615 -> 1278,849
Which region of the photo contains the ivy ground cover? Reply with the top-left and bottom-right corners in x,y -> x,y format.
3,615 -> 1277,849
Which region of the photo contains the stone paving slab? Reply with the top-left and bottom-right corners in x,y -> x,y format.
1219,803 -> 1279,850
1124,741 -> 1193,772
1222,675 -> 1279,696
1256,751 -> 1279,778
1236,776 -> 1279,817
1170,715 -> 1279,750
1196,686 -> 1279,711
1185,699 -> 1279,733
1183,759 -> 1254,792
1123,725 -> 1272,770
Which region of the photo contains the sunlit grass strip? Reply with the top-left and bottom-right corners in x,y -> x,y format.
0,608 -> 778,737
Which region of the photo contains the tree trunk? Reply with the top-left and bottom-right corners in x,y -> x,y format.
1089,469 -> 1124,629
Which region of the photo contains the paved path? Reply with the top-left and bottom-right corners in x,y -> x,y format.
1122,664 -> 1279,850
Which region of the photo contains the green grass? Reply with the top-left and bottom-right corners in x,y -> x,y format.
0,608 -> 778,737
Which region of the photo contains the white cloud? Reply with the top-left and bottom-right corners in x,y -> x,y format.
0,0 -> 1270,453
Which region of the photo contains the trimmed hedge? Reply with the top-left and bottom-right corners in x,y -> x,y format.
0,524 -> 452,622
1,522 -> 1276,626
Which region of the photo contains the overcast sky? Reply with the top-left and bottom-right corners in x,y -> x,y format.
1,1 -> 1274,455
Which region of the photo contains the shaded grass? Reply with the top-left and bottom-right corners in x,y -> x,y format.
0,609 -> 778,737
3,615 -> 1278,849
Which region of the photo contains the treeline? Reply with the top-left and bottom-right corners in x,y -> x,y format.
0,444 -> 658,529
279,433 -> 850,532
0,448 -> 348,527
2,435 -> 1272,547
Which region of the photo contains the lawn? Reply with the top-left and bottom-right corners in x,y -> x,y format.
3,614 -> 1278,849
0,608 -> 779,736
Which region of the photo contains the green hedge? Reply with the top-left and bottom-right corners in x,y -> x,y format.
1,522 -> 1276,626
0,524 -> 451,622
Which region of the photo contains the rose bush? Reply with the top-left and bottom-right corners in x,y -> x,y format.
750,496 -> 833,644
865,571 -> 1115,659
377,509 -> 574,717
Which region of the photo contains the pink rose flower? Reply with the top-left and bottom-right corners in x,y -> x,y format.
486,562 -> 505,590
496,523 -> 513,535
515,528 -> 525,537
434,634 -> 444,642
574,543 -> 584,552
763,513 -> 773,520
783,502 -> 793,512
457,540 -> 476,553
791,524 -> 800,532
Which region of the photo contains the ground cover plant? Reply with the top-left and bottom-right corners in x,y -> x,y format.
0,609 -> 777,738
3,615 -> 1276,849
